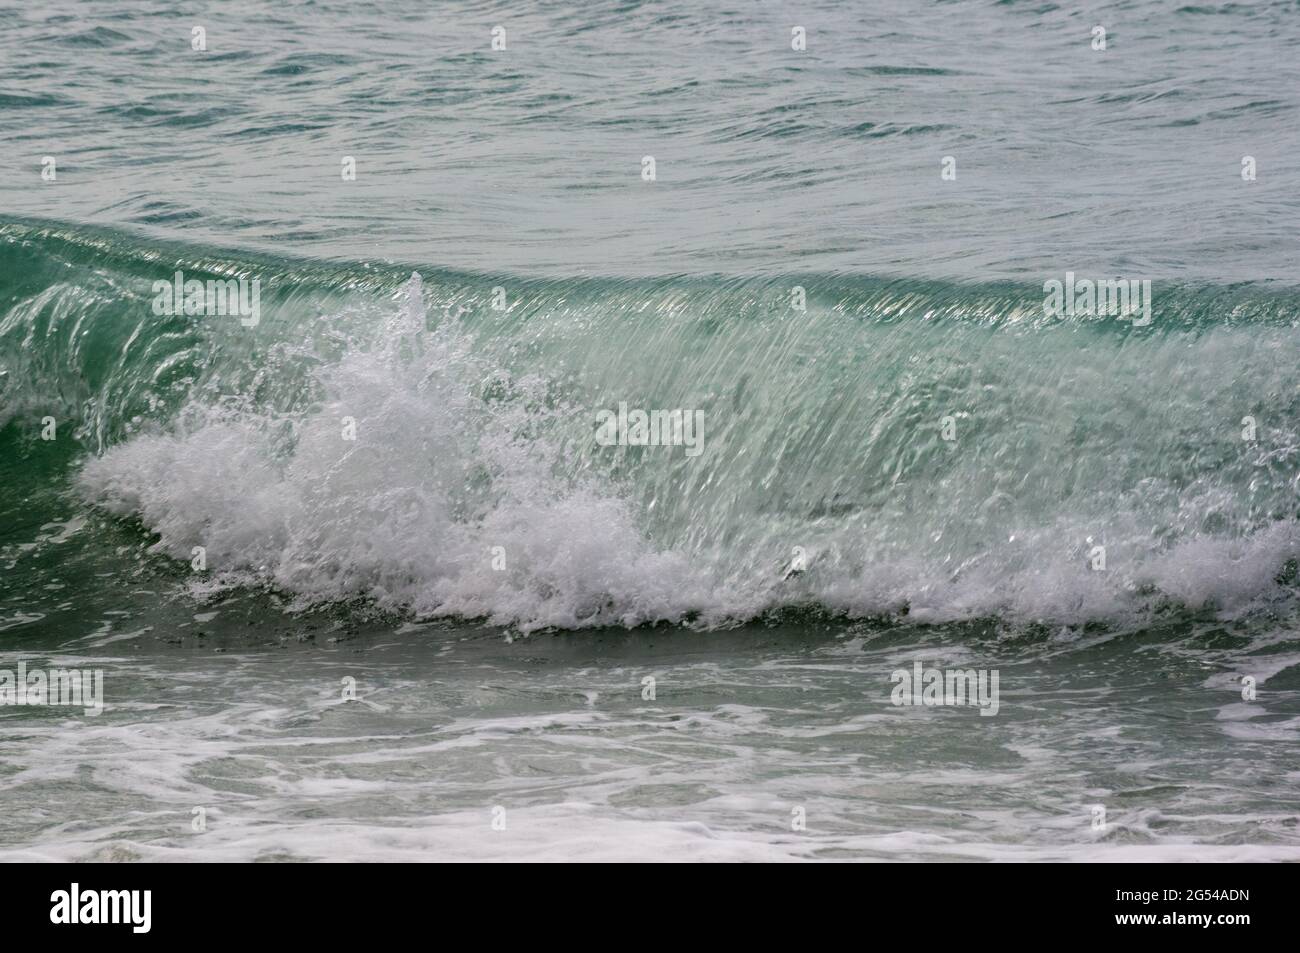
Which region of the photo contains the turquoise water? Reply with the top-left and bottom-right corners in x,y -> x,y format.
2,1 -> 1300,861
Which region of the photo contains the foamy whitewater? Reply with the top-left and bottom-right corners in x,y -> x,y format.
3,0 -> 1300,861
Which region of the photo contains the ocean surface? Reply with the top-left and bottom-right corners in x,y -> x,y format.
2,0 -> 1300,861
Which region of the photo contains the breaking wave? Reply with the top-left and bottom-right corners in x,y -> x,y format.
5,220 -> 1300,631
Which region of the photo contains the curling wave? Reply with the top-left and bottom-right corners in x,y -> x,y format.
4,220 -> 1300,631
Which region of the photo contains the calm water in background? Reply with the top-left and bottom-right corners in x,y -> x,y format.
2,0 -> 1300,861
3,0 -> 1300,279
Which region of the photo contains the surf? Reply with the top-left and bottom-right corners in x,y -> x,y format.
4,219 -> 1300,633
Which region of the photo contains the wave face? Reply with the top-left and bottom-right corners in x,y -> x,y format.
5,221 -> 1300,631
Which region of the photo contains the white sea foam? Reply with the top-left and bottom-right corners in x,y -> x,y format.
79,275 -> 711,632
2,643 -> 1295,863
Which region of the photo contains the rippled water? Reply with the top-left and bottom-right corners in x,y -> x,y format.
3,0 -> 1300,278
